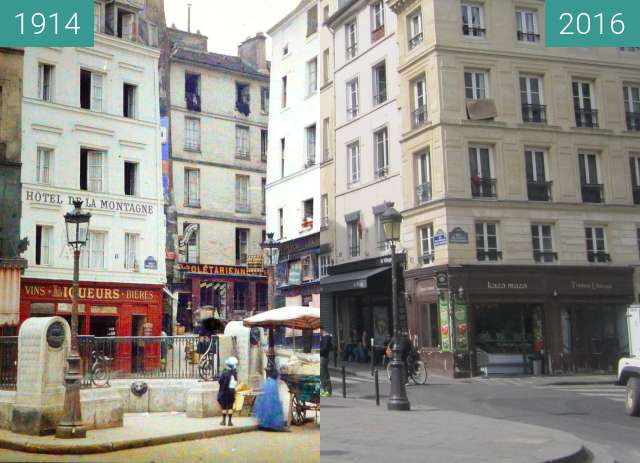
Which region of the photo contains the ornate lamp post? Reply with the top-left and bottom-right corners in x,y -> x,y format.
381,203 -> 410,411
261,233 -> 280,376
56,200 -> 91,439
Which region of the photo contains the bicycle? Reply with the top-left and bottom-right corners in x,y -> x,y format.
198,336 -> 218,381
386,351 -> 428,385
90,350 -> 113,387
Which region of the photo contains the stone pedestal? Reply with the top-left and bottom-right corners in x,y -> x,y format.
11,317 -> 70,435
185,383 -> 221,418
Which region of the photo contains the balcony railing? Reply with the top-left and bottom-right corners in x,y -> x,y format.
373,90 -> 387,106
581,183 -> 604,203
347,106 -> 359,119
575,108 -> 599,128
420,253 -> 435,265
305,156 -> 316,168
477,249 -> 502,261
416,183 -> 432,203
626,112 -> 640,131
236,201 -> 250,213
375,165 -> 389,179
587,251 -> 611,263
471,177 -> 497,198
522,104 -> 547,123
236,150 -> 250,160
185,92 -> 201,112
634,186 -> 640,205
527,181 -> 552,202
517,31 -> 540,42
412,106 -> 428,129
533,251 -> 558,263
408,32 -> 423,50
462,25 -> 486,37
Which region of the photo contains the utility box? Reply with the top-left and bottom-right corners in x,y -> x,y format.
627,305 -> 640,358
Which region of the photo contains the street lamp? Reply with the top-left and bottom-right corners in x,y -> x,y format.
381,203 -> 410,411
56,200 -> 91,439
261,233 -> 280,376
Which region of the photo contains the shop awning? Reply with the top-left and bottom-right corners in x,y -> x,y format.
320,267 -> 389,293
0,259 -> 26,326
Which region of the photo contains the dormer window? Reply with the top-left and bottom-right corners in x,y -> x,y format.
117,9 -> 136,42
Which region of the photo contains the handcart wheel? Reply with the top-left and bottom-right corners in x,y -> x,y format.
291,394 -> 306,425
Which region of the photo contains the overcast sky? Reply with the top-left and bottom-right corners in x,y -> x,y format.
164,0 -> 300,56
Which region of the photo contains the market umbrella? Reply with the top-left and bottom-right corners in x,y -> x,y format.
243,306 -> 320,375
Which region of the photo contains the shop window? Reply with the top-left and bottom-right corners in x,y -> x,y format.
80,69 -> 103,111
80,149 -> 104,192
35,225 -> 52,266
30,303 -> 55,317
236,83 -> 250,116
420,303 -> 440,348
124,161 -> 138,196
235,228 -> 249,265
123,83 -> 137,119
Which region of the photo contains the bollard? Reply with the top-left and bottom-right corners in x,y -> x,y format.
370,338 -> 375,377
342,365 -> 346,398
334,348 -> 338,368
374,369 -> 380,406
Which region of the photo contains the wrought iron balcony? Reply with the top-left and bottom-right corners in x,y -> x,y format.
533,251 -> 558,263
373,90 -> 387,106
346,45 -> 358,60
575,108 -> 599,128
587,251 -> 611,263
412,106 -> 428,129
185,92 -> 201,112
477,249 -> 502,261
420,253 -> 435,265
347,106 -> 359,119
527,181 -> 552,202
634,186 -> 640,205
462,25 -> 486,37
408,32 -> 423,50
349,245 -> 360,258
416,183 -> 432,203
375,165 -> 389,179
517,31 -> 540,42
522,104 -> 547,123
581,183 -> 604,203
626,112 -> 640,131
471,177 -> 497,198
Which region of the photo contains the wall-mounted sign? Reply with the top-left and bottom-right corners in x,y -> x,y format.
433,229 -> 448,247
24,189 -> 155,216
177,262 -> 267,278
448,227 -> 469,244
144,256 -> 158,270
247,255 -> 264,274
435,272 -> 449,289
22,282 -> 160,303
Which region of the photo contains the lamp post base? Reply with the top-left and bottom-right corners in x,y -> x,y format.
55,352 -> 87,439
387,359 -> 411,411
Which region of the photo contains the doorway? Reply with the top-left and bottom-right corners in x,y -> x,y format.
568,304 -> 621,372
131,315 -> 146,373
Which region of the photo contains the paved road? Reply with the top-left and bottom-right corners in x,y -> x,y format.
328,370 -> 640,462
0,425 -> 319,463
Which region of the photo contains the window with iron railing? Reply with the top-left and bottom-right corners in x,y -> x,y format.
531,224 -> 556,263
516,9 -> 539,42
419,224 -> 435,265
522,104 -> 546,123
461,3 -> 485,37
527,181 -> 552,202
471,177 -> 497,198
407,9 -> 423,50
345,21 -> 358,60
630,156 -> 640,204
573,81 -> 598,128
579,153 -> 603,203
416,183 -> 432,203
624,85 -> 640,131
585,226 -> 609,263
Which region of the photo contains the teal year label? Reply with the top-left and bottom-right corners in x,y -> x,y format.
0,0 -> 93,47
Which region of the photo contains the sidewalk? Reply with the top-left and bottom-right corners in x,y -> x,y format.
321,395 -> 590,463
0,413 -> 258,455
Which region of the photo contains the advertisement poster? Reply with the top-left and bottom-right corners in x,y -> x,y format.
373,306 -> 389,345
454,298 -> 469,352
438,294 -> 451,352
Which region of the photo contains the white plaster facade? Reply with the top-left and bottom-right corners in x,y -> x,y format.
266,0 -> 322,243
329,0 -> 402,265
20,35 -> 166,286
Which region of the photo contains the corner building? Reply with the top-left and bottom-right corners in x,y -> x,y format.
19,1 -> 166,338
388,0 -> 640,376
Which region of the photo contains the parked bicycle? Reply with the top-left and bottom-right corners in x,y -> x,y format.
89,350 -> 113,387
198,336 -> 219,381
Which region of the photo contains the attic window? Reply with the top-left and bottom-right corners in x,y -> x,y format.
117,9 -> 135,41
236,83 -> 251,116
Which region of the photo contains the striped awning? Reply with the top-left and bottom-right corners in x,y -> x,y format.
0,259 -> 27,326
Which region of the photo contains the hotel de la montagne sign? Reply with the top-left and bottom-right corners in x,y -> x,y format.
24,189 -> 155,216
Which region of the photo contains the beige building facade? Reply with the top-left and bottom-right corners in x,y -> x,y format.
168,29 -> 270,322
388,0 -> 640,376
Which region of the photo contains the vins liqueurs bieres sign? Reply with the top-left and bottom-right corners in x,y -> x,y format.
22,283 -> 158,303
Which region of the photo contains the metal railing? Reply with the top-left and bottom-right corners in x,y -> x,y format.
462,25 -> 486,37
346,44 -> 358,60
517,31 -> 540,42
575,108 -> 599,128
626,112 -> 640,131
373,90 -> 387,106
375,165 -> 388,179
587,251 -> 611,263
408,32 -> 423,50
477,249 -> 502,261
185,92 -> 201,112
416,182 -> 432,203
77,335 -> 208,386
412,106 -> 428,129
522,104 -> 547,123
0,337 -> 18,390
347,106 -> 359,119
420,253 -> 435,265
471,177 -> 497,198
581,183 -> 604,203
527,181 -> 552,202
533,251 -> 558,263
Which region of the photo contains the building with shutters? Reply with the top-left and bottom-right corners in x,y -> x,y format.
166,28 -> 269,325
266,0 -> 321,309
388,0 -> 640,377
18,0 -> 166,339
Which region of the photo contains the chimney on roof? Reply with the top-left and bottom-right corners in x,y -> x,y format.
238,32 -> 267,73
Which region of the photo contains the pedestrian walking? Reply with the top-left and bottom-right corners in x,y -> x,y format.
320,327 -> 333,397
218,356 -> 238,426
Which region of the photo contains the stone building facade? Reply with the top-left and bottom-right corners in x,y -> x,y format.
167,29 -> 269,324
388,0 -> 640,376
0,48 -> 27,332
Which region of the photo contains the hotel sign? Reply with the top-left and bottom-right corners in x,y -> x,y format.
177,263 -> 267,277
24,189 -> 155,216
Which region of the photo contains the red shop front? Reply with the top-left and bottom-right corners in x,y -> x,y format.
19,278 -> 164,372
